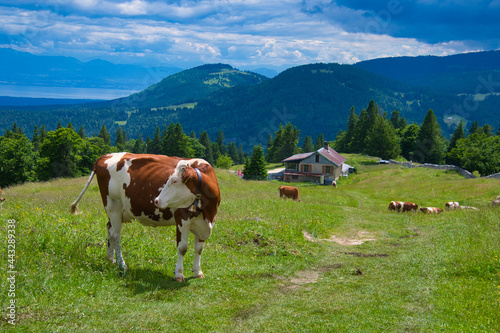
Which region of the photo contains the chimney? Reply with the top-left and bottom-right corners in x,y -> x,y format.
324,141 -> 329,150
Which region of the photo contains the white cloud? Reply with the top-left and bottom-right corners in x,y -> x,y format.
0,1 -> 494,69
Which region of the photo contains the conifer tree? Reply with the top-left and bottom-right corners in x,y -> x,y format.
237,144 -> 245,164
32,125 -> 41,151
335,106 -> 358,152
199,131 -> 214,165
227,142 -> 239,163
266,123 -> 300,163
414,109 -> 446,164
243,145 -> 267,180
448,120 -> 465,153
365,115 -> 400,159
468,120 -> 479,135
216,130 -> 227,156
350,108 -> 369,153
302,135 -> 315,152
149,126 -> 162,154
77,126 -> 85,139
400,124 -> 420,161
115,127 -> 126,150
98,125 -> 111,146
314,133 -> 325,150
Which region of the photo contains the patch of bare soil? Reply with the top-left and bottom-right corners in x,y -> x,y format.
303,230 -> 376,245
276,264 -> 342,291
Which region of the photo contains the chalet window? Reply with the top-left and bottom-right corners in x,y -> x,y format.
325,166 -> 332,174
315,155 -> 320,163
303,164 -> 310,172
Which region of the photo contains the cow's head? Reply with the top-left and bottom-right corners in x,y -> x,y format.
154,161 -> 198,210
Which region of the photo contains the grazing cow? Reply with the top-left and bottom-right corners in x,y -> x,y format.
401,202 -> 419,212
388,201 -> 403,211
493,195 -> 500,206
445,202 -> 460,210
279,186 -> 300,201
388,201 -> 418,212
0,186 -> 4,210
331,180 -> 337,188
419,207 -> 443,214
71,153 -> 221,282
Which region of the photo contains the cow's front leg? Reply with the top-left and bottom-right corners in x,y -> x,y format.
193,237 -> 205,279
175,219 -> 190,282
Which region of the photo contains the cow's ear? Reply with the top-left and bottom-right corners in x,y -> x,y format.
181,166 -> 194,184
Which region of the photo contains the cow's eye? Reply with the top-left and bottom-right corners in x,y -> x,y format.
172,180 -> 177,184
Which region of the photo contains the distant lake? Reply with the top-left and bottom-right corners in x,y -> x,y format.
0,85 -> 138,100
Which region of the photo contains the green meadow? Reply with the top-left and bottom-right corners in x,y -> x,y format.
1,155 -> 499,332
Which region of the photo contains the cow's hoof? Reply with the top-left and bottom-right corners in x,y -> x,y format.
174,275 -> 185,282
194,272 -> 205,279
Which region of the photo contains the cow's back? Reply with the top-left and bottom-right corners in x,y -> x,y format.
94,153 -> 182,223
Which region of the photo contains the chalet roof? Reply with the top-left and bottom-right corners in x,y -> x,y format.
282,146 -> 346,166
282,152 -> 314,162
318,146 -> 347,166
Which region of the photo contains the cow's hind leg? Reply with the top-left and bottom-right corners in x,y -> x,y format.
193,237 -> 205,279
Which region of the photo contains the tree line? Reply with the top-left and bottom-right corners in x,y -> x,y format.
242,100 -> 500,180
333,100 -> 500,176
0,121 -> 245,188
2,99 -> 500,187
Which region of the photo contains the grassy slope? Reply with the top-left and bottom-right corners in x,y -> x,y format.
1,157 -> 499,332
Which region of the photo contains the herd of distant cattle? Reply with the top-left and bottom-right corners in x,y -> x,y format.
278,185 -> 483,213
387,200 -> 478,213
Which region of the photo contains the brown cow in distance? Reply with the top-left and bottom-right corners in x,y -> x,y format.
279,186 -> 300,201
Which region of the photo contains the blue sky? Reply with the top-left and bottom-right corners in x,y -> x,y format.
1,0 -> 499,70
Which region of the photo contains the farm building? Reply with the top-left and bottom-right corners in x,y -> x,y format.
279,142 -> 347,184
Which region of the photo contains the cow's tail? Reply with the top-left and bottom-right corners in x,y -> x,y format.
70,170 -> 96,214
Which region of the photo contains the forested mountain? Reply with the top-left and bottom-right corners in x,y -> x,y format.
1,61 -> 500,150
0,48 -> 182,90
355,50 -> 500,94
108,63 -> 268,110
169,63 -> 464,146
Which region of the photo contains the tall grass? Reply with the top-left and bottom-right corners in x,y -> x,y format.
1,157 -> 499,332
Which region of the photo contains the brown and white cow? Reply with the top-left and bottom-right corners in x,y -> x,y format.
419,207 -> 443,214
0,186 -> 5,210
445,202 -> 460,210
388,201 -> 403,211
388,201 -> 418,212
331,180 -> 337,188
401,202 -> 419,212
71,153 -> 221,282
279,186 -> 299,201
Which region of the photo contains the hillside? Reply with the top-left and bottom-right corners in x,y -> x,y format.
355,50 -> 500,94
109,63 -> 268,109
1,158 -> 499,331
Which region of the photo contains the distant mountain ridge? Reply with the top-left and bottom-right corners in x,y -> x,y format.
355,50 -> 500,94
0,48 -> 182,90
